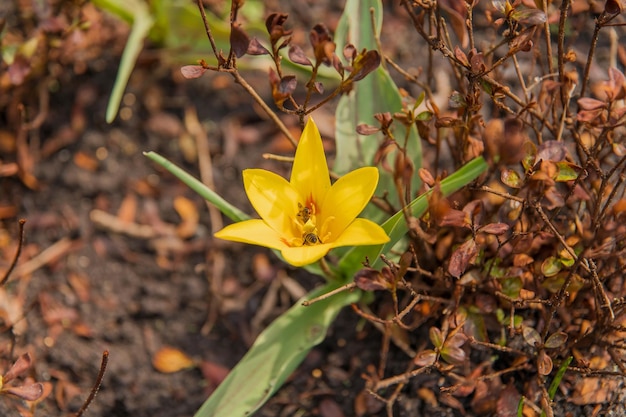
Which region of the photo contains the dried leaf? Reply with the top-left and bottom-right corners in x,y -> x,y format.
3,353 -> 32,382
348,50 -> 381,82
454,46 -> 469,67
440,0 -> 468,48
230,23 -> 250,58
319,398 -> 345,417
480,223 -> 509,235
496,383 -> 521,417
343,43 -> 356,61
265,13 -> 291,46
605,0 -> 624,14
117,193 -> 137,224
545,331 -> 568,349
428,184 -> 469,227
522,326 -> 541,347
4,383 -> 44,401
180,65 -> 207,80
200,360 -> 230,389
448,239 -> 477,278
174,196 -> 199,239
513,253 -> 533,266
419,168 -> 435,187
309,23 -> 335,65
537,350 -> 553,375
356,124 -> 380,135
312,81 -> 324,94
354,268 -> 389,291
152,346 -> 195,373
536,140 -> 567,163
287,45 -> 312,66
577,97 -> 606,110
247,38 -> 270,55
73,151 -> 98,171
414,349 -> 437,366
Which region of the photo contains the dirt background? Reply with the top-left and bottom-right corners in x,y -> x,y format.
1,0 -> 625,416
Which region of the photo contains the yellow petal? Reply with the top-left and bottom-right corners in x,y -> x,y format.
281,243 -> 333,267
214,219 -> 288,250
244,169 -> 300,237
330,218 -> 390,248
320,167 -> 379,236
290,118 -> 330,205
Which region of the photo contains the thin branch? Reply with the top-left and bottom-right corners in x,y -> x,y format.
75,350 -> 109,417
196,0 -> 220,62
229,70 -> 297,148
1,219 -> 26,286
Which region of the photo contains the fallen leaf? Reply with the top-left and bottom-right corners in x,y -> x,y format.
152,346 -> 195,373
73,151 -> 98,171
173,196 -> 199,239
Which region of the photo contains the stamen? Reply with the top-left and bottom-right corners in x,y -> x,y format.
319,216 -> 335,242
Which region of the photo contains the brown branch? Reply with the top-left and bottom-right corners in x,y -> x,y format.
1,219 -> 26,286
75,350 -> 109,417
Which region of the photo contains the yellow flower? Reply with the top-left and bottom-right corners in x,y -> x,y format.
214,118 -> 389,267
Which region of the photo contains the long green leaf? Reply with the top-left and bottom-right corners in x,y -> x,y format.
92,0 -> 155,123
334,0 -> 422,223
339,157 -> 488,272
194,282 -> 361,417
144,151 -> 249,222
548,356 -> 573,399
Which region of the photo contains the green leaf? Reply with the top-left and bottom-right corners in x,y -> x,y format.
501,168 -> 523,188
555,161 -> 579,182
541,256 -> 562,277
144,151 -> 248,222
334,0 -> 422,223
499,276 -> 523,299
547,356 -> 572,400
194,282 -> 361,417
339,157 -> 488,272
92,0 -> 155,123
429,327 -> 444,349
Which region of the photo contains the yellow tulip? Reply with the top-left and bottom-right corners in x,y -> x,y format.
215,118 -> 389,266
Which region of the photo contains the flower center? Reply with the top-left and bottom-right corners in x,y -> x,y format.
289,202 -> 334,247
295,202 -> 321,246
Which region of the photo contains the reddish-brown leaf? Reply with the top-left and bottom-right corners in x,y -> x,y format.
356,123 -> 380,135
354,268 -> 389,291
448,239 -> 477,278
479,222 -> 509,235
3,383 -> 44,401
537,350 -> 553,375
180,65 -> 207,80
348,50 -> 380,82
3,353 -> 32,382
288,45 -> 312,66
247,38 -> 270,55
230,23 -> 250,58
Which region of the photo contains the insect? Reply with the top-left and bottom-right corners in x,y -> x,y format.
302,232 -> 322,245
297,203 -> 311,223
